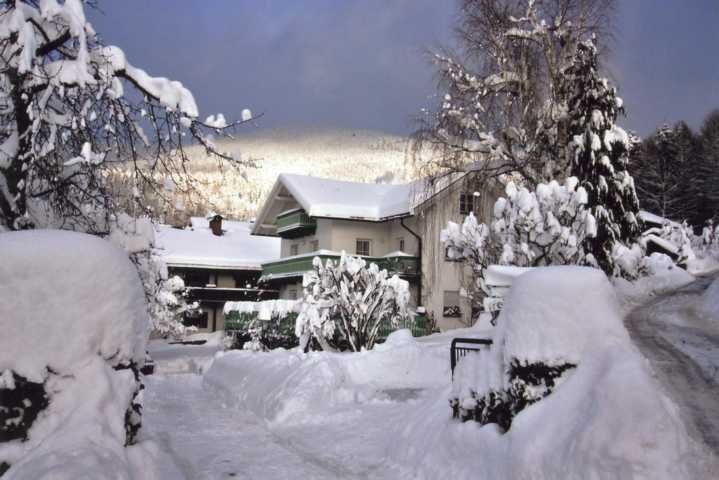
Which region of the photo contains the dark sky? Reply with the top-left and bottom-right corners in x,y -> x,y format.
88,1 -> 719,137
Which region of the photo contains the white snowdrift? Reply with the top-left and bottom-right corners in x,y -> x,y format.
407,267 -> 711,479
0,230 -> 161,479
0,230 -> 148,382
203,330 -> 447,425
201,266 -> 713,478
615,253 -> 695,308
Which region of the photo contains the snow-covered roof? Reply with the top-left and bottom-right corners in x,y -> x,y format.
638,210 -> 680,227
156,217 -> 281,270
279,173 -> 415,220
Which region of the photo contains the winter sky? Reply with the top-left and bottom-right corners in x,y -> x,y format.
89,1 -> 719,137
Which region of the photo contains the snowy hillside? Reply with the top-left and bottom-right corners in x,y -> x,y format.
165,128 -> 412,223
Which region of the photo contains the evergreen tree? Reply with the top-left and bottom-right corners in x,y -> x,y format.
631,124 -> 690,220
563,40 -> 641,276
696,111 -> 719,226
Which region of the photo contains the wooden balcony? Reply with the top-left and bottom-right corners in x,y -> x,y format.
275,209 -> 317,238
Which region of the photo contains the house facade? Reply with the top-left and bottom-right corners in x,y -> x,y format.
252,173 -> 502,331
156,215 -> 281,332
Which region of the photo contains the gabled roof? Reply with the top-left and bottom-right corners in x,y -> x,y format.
157,217 -> 281,270
253,174 -> 421,236
280,173 -> 414,219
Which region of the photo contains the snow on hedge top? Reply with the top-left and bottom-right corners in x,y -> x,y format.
496,266 -> 630,365
156,217 -> 280,269
0,230 -> 148,382
279,173 -> 414,220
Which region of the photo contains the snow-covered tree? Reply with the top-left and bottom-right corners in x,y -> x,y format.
412,0 -> 616,184
0,0 -> 254,232
563,39 -> 642,277
442,176 -> 594,318
296,254 -> 410,352
108,214 -> 196,337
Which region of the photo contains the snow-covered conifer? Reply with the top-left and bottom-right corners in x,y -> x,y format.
296,254 -> 410,352
563,39 -> 642,276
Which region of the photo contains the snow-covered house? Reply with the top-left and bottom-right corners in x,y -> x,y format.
156,215 -> 281,332
252,173 -> 502,330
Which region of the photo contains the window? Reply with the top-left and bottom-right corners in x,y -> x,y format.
398,237 -> 405,252
356,239 -> 371,256
310,240 -> 319,252
443,291 -> 461,318
459,192 -> 479,215
288,287 -> 298,300
445,246 -> 463,262
290,244 -> 299,256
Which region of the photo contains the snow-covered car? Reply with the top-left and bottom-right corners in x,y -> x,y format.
0,231 -> 150,478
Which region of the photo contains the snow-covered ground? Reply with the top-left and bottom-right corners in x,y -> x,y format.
138,266 -> 719,479
625,274 -> 719,454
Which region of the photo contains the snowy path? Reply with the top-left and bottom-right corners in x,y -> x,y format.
625,275 -> 719,455
140,374 -> 343,480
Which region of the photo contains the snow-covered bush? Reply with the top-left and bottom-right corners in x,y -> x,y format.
450,267 -> 629,432
0,230 -> 153,477
109,214 -> 196,338
224,300 -> 300,351
296,254 -> 410,352
641,218 -> 695,266
442,177 -> 594,318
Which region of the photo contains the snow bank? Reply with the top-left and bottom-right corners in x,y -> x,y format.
398,267 -> 711,479
0,230 -> 161,479
615,253 -> 695,307
203,330 -> 447,425
0,230 -> 148,382
497,266 -> 630,365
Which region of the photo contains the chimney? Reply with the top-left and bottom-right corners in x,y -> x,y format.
209,214 -> 223,236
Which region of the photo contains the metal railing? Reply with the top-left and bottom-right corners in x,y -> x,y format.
450,337 -> 493,378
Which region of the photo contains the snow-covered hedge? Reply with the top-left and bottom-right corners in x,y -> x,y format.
0,231 -> 156,478
451,267 -> 631,430
223,300 -> 301,351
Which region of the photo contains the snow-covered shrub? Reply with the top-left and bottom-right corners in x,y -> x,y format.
0,230 -> 152,476
641,218 -> 695,266
296,254 -> 410,352
109,214 -> 196,338
450,267 -> 629,432
442,177 -> 594,319
224,300 -> 301,351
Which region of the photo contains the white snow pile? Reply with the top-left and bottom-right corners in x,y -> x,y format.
398,266 -> 710,479
0,230 -> 165,479
203,330 -> 447,426
615,253 -> 695,307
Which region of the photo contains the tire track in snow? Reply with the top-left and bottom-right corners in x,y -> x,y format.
625,276 -> 719,456
140,374 -> 343,480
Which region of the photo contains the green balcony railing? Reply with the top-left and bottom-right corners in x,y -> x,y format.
276,209 -> 317,238
260,253 -> 419,281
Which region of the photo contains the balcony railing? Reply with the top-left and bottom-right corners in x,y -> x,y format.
275,209 -> 317,238
260,253 -> 420,282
